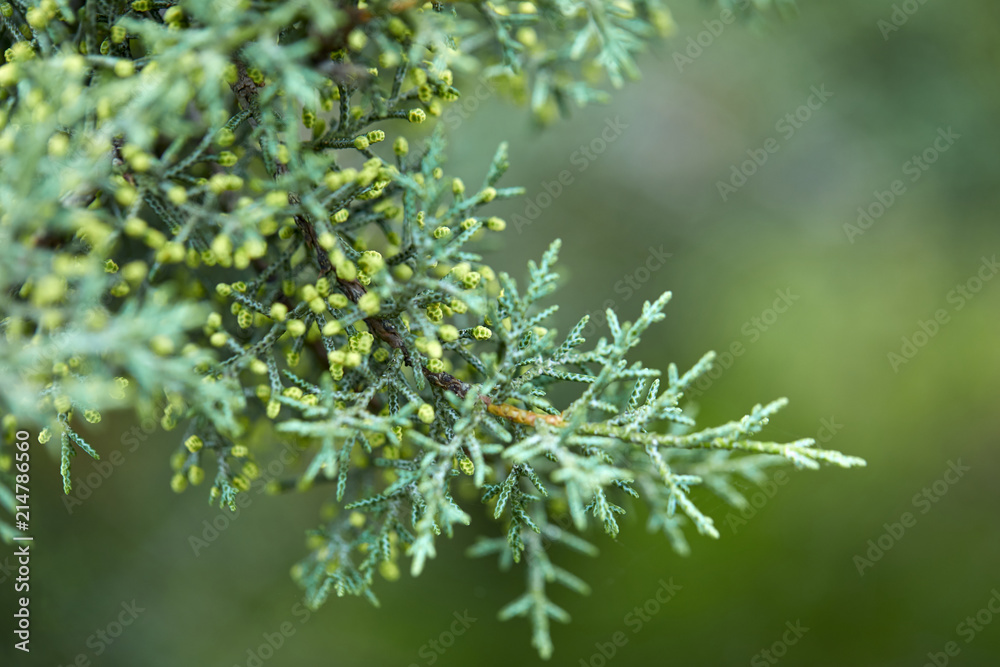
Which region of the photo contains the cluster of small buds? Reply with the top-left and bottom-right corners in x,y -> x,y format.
349,332 -> 375,354
425,302 -> 444,322
358,251 -> 384,275
462,271 -> 482,290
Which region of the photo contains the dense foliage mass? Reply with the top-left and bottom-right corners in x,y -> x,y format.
0,0 -> 859,657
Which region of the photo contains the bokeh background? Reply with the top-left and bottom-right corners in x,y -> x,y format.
4,0 -> 1000,665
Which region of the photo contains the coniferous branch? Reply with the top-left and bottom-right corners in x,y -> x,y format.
0,0 -> 861,658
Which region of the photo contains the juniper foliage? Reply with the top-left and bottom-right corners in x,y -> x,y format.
0,0 -> 862,658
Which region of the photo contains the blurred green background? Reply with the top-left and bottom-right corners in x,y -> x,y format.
6,1 -> 1000,665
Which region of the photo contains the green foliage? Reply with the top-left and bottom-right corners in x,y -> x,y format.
0,0 -> 861,658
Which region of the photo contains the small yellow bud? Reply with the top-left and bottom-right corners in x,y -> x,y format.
459,457 -> 475,476
269,302 -> 288,321
188,466 -> 205,486
417,404 -> 435,424
150,335 -> 175,355
462,271 -> 481,289
337,259 -> 358,281
114,60 -> 135,78
348,29 -> 368,51
217,128 -> 235,147
393,264 -> 413,281
358,250 -> 384,274
48,133 -> 69,157
438,324 -> 459,342
358,292 -> 379,315
171,473 -> 188,493
379,560 -> 400,581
